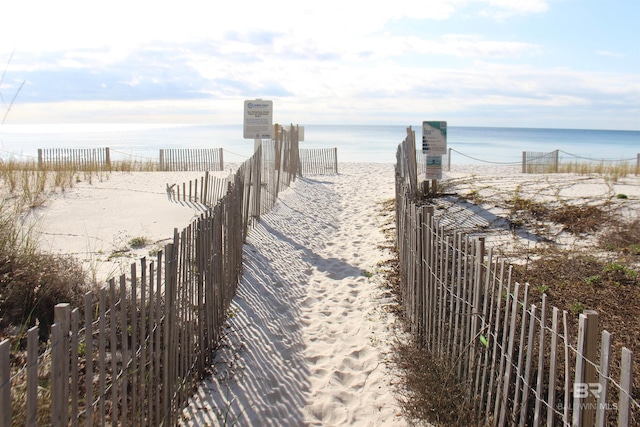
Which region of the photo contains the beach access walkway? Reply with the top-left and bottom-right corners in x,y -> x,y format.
181,163 -> 407,426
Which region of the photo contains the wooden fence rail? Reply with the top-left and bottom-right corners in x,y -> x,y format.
299,148 -> 338,175
36,147 -> 225,172
159,148 -> 224,172
522,150 -> 640,175
0,125 -> 304,426
38,148 -> 111,171
522,150 -> 559,173
166,171 -> 231,206
396,132 -> 638,426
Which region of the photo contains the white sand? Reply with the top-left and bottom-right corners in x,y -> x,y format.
32,170 -> 232,282
441,165 -> 640,260
28,162 -> 639,426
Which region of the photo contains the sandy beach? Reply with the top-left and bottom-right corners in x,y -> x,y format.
29,162 -> 640,426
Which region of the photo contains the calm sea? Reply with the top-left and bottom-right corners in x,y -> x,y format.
0,124 -> 638,165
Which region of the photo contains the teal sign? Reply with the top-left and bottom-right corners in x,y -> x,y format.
422,121 -> 447,155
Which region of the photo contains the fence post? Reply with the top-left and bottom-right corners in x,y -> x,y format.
53,303 -> 70,427
554,149 -> 559,173
522,151 -> 527,174
470,237 -> 485,358
618,348 -> 633,426
595,331 -> 611,427
447,147 -> 452,171
37,149 -> 43,170
573,310 -> 598,427
105,147 -> 111,170
26,327 -> 38,427
0,339 -> 10,427
636,153 -> 639,176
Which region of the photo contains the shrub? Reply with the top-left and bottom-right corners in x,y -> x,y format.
0,251 -> 90,341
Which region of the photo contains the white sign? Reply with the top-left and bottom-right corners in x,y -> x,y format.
244,100 -> 273,139
425,155 -> 443,180
422,121 -> 447,155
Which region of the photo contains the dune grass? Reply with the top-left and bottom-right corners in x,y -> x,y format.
558,160 -> 638,179
0,156 -> 183,339
0,160 -> 97,340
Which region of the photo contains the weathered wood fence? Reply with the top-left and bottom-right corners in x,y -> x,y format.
396,129 -> 638,426
159,148 -> 224,171
259,124 -> 301,215
523,150 -> 640,175
166,171 -> 231,206
0,125 -> 305,425
163,127 -> 336,213
38,148 -> 111,171
36,148 -> 225,172
299,148 -> 338,175
522,150 -> 560,173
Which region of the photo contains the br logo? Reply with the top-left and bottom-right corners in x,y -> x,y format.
574,383 -> 603,399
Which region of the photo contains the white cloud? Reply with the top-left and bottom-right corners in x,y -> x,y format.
595,50 -> 626,58
2,0 -> 637,130
1,0 -> 550,55
474,0 -> 549,20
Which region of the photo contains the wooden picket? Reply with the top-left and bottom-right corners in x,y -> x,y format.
37,148 -> 111,171
522,150 -> 559,173
299,147 -> 338,175
159,148 -> 224,171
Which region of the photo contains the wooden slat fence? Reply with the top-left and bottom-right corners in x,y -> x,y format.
38,148 -> 111,171
159,148 -> 224,171
396,126 -> 419,198
299,148 -> 338,175
396,136 -> 638,426
522,150 -> 559,173
258,124 -> 301,214
523,150 -> 640,176
0,125 -> 302,426
166,171 -> 231,206
417,150 -> 450,174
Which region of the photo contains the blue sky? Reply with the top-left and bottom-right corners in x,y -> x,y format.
0,0 -> 638,129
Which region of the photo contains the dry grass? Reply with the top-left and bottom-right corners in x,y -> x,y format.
378,198 -> 482,426
0,162 -> 96,342
558,160 -> 638,179
391,338 -> 482,426
0,157 -> 184,339
0,160 -> 101,424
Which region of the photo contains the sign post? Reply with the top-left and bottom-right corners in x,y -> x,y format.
422,121 -> 447,194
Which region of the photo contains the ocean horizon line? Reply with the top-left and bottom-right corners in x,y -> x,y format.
2,123 -> 640,133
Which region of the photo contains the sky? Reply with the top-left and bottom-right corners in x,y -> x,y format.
0,0 -> 639,130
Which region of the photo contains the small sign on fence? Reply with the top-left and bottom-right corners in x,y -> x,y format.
422,121 -> 447,155
244,99 -> 273,139
425,155 -> 443,179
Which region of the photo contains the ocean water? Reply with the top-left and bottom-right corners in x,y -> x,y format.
0,123 -> 638,165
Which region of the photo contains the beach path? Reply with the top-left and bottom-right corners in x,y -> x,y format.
181,163 -> 406,426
